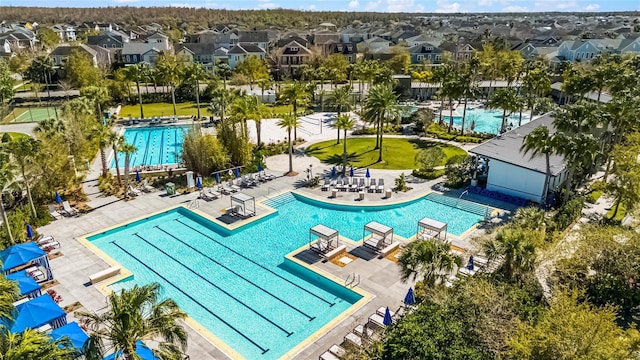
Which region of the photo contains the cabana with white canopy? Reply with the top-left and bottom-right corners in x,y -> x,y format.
362,221 -> 394,252
416,217 -> 448,240
309,224 -> 339,254
229,192 -> 256,218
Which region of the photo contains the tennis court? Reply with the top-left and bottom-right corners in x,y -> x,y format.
4,107 -> 60,123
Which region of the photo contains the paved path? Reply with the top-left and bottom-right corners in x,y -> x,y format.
0,122 -> 38,136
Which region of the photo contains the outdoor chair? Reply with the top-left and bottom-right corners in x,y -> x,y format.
350,178 -> 359,192
62,201 -> 79,216
321,178 -> 330,191
48,205 -> 62,220
358,178 -> 366,191
368,179 -> 377,193
141,179 -> 155,192
208,188 -> 221,199
377,179 -> 385,193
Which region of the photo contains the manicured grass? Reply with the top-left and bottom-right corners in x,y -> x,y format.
264,104 -> 293,117
606,203 -> 626,222
119,102 -> 204,118
0,132 -> 30,140
306,137 -> 467,170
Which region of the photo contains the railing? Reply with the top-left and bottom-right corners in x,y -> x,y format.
345,272 -> 360,288
188,199 -> 199,209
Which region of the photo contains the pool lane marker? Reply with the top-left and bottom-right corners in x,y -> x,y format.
174,218 -> 337,307
109,240 -> 270,355
156,225 -> 316,321
133,233 -> 294,338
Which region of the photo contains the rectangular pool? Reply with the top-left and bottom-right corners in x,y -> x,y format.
110,126 -> 189,168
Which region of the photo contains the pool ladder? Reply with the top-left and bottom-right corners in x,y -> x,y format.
345,272 -> 360,288
188,199 -> 199,209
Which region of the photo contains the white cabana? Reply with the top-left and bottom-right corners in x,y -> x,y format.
230,192 -> 256,218
309,224 -> 339,254
362,221 -> 394,252
417,217 -> 448,240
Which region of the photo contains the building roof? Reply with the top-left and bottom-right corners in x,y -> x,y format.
177,42 -> 215,55
228,43 -> 265,55
49,44 -> 96,57
237,30 -> 268,44
469,114 -> 565,176
281,40 -> 312,55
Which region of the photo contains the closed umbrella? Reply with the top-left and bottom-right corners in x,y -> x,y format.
349,167 -> 354,178
196,176 -> 202,189
331,166 -> 336,178
467,256 -> 474,271
135,171 -> 141,183
235,167 -> 240,178
26,225 -> 34,239
257,163 -> 263,173
404,287 -> 415,306
365,168 -> 370,178
54,192 -> 62,204
215,172 -> 220,184
383,307 -> 392,326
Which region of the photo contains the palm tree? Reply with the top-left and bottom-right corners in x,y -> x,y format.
91,125 -> 114,177
34,117 -> 65,139
0,271 -> 19,319
0,327 -> 76,360
156,54 -> 183,116
482,226 -> 539,281
521,126 -> 556,205
124,63 -> 147,119
0,161 -> 17,244
431,63 -> 454,124
363,84 -> 400,163
207,86 -> 236,122
79,283 -> 187,360
215,62 -> 232,88
5,137 -> 39,218
335,114 -> 355,171
397,239 -> 462,289
277,114 -> 301,174
185,63 -> 207,119
255,103 -> 271,147
522,64 -> 551,123
109,133 -> 123,187
554,132 -> 600,204
487,87 -> 520,133
230,95 -> 258,139
280,81 -> 310,140
458,61 -> 480,136
119,142 -> 137,200
329,86 -> 352,144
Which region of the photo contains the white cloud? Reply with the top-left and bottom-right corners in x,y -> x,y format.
258,1 -> 277,7
348,0 -> 359,8
300,4 -> 316,9
435,0 -> 460,12
113,0 -> 138,3
503,5 -> 528,11
555,0 -> 578,9
478,0 -> 495,5
387,0 -> 424,12
169,2 -> 199,6
365,0 -> 381,10
584,3 -> 600,10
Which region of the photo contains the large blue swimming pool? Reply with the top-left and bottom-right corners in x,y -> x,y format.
443,108 -> 530,134
110,126 -> 189,168
88,192 -> 487,359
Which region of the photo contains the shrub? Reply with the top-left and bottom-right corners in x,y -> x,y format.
394,172 -> 410,192
412,169 -> 446,180
415,147 -> 445,172
455,136 -> 485,144
444,155 -> 473,189
548,197 -> 584,233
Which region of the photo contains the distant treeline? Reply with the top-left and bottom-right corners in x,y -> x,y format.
1,7 -> 639,31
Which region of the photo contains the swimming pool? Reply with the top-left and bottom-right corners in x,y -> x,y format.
443,108 -> 530,134
87,192 -> 487,359
110,126 -> 189,168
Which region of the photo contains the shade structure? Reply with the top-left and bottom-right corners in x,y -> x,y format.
309,224 -> 339,254
365,168 -> 370,178
230,192 -> 256,218
235,167 -> 240,178
26,224 -> 34,239
331,166 -> 336,178
54,192 -> 63,204
383,307 -> 393,326
257,163 -> 263,172
349,167 -> 354,177
135,171 -> 141,183
1,242 -> 53,281
103,341 -> 159,360
196,176 -> 202,189
6,270 -> 42,299
215,172 -> 220,184
404,287 -> 415,305
9,294 -> 67,332
50,321 -> 89,351
467,256 -> 474,271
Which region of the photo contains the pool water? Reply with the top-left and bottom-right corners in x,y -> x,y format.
88,192 -> 487,359
110,126 -> 189,168
442,108 -> 530,134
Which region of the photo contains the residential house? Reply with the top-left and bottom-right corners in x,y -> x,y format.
0,39 -> 11,58
512,42 -> 558,60
121,32 -> 171,66
0,28 -> 36,54
49,44 -> 112,69
279,40 -> 312,75
312,30 -> 341,55
362,37 -> 391,53
327,42 -> 358,63
176,42 -> 216,73
404,34 -> 442,47
408,43 -> 443,64
51,24 -> 76,42
276,34 -> 309,48
228,43 -> 265,69
439,41 -> 481,61
87,32 -> 127,49
236,30 -> 269,51
557,38 -> 640,62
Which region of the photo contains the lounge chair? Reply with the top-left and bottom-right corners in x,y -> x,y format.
62,201 -> 79,216
128,186 -> 142,197
354,324 -> 379,342
328,344 -> 346,358
141,179 -> 155,192
321,178 -> 330,191
208,187 -> 222,199
358,178 -> 365,191
229,181 -> 240,193
48,205 -> 62,220
350,178 -> 359,192
363,235 -> 386,252
344,332 -> 363,347
199,190 -> 216,201
368,179 -> 377,193
319,351 -> 340,360
367,313 -> 387,328
336,178 -> 347,192
377,179 -> 385,193
39,239 -> 60,249
310,239 -> 330,254
248,174 -> 259,185
221,185 -> 233,195
376,307 -> 395,317
37,235 -> 56,246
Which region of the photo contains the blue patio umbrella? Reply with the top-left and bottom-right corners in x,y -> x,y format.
349,167 -> 354,178
54,192 -> 62,204
215,172 -> 220,184
6,270 -> 41,298
383,307 -> 393,326
9,294 -> 67,332
404,287 -> 416,306
135,171 -> 141,183
26,224 -> 34,239
50,321 -> 89,351
235,167 -> 240,178
331,166 -> 336,178
196,176 -> 202,189
257,163 -> 263,173
1,242 -> 47,272
467,256 -> 474,271
365,168 -> 370,178
103,341 -> 159,360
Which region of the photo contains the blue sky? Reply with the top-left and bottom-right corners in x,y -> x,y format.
0,0 -> 638,13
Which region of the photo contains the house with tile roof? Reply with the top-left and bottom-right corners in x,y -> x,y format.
278,40 -> 312,75
121,32 -> 171,66
557,38 -> 640,62
228,43 -> 265,69
408,43 -> 444,64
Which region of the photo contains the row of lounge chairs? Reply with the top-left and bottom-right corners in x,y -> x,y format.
321,178 -> 385,193
48,202 -> 78,219
37,235 -> 60,250
199,187 -> 222,201
129,180 -> 157,197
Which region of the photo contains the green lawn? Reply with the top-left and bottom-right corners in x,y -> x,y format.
119,102 -> 204,118
606,203 -> 626,222
306,137 -> 467,170
0,132 -> 30,140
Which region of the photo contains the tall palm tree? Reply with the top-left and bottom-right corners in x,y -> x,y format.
34,117 -> 65,139
0,161 -> 17,244
277,114 -> 301,174
79,283 -> 187,360
109,132 -> 123,187
521,126 -> 556,205
185,63 -> 207,119
119,142 -> 137,200
329,86 -> 352,144
255,103 -> 271,147
335,114 -> 355,171
431,63 -> 454,124
280,81 -> 310,140
207,86 -> 237,122
487,87 -> 520,133
363,84 -> 399,163
0,327 -> 76,360
5,137 -> 39,218
156,54 -> 183,116
230,95 -> 258,139
482,226 -> 541,281
397,239 -> 462,289
458,60 -> 480,136
554,132 -> 600,204
91,125 -> 114,177
522,64 -> 551,123
215,62 -> 232,88
124,63 -> 147,119
0,271 -> 19,319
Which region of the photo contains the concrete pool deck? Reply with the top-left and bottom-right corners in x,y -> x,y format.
39,151 -> 513,359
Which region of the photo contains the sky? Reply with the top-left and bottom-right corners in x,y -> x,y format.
0,0 -> 638,13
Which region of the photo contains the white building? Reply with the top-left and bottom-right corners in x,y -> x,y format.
469,114 -> 566,204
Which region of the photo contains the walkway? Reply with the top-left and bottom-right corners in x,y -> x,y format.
0,122 -> 37,136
